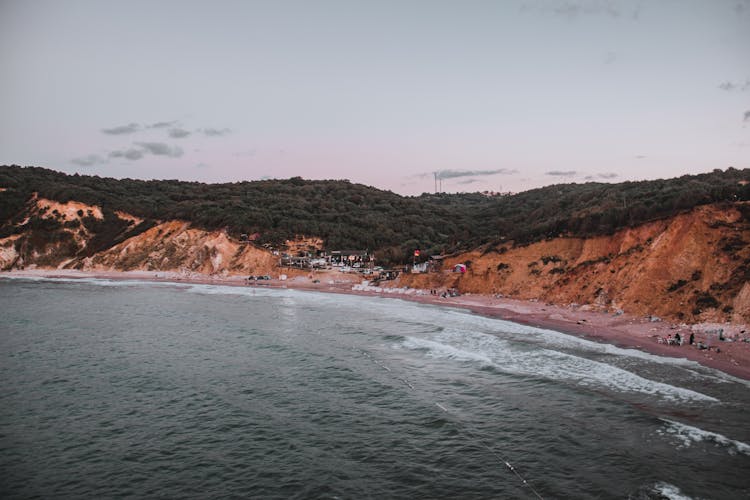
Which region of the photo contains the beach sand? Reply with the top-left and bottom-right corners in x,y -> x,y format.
4,268 -> 750,381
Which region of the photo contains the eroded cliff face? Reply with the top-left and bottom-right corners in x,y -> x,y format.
0,197 -> 278,276
83,220 -> 278,275
398,203 -> 750,323
0,197 -> 103,269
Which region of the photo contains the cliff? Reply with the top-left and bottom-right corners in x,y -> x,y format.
0,196 -> 278,276
398,203 -> 750,324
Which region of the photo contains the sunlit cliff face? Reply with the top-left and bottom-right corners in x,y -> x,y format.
398,204 -> 750,324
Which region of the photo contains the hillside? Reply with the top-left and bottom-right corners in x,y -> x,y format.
2,165 -> 749,261
0,195 -> 277,276
399,203 -> 750,324
1,165 -> 750,324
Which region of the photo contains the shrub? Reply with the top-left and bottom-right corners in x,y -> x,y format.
667,280 -> 688,292
694,292 -> 720,311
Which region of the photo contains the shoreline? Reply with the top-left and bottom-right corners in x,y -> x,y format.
4,268 -> 750,381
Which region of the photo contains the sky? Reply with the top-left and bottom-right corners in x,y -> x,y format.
1,0 -> 748,195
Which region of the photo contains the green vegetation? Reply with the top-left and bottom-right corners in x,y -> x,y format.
666,280 -> 689,293
693,292 -> 720,314
540,255 -> 563,265
1,165 -> 749,264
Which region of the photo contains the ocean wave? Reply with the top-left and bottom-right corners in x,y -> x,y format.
416,306 -> 749,385
400,329 -> 718,403
658,419 -> 750,456
402,337 -> 494,366
184,283 -> 284,297
0,275 -> 181,288
632,481 -> 695,500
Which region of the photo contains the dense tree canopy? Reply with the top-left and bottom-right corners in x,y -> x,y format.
1,165 -> 748,263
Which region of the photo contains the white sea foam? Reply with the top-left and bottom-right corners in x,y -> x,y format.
414,305 -> 750,385
401,328 -> 718,403
442,307 -> 706,367
184,283 -> 285,297
402,337 -> 494,366
658,419 -> 750,456
0,274 -> 49,281
652,482 -> 694,500
78,277 -> 184,288
0,275 -> 181,288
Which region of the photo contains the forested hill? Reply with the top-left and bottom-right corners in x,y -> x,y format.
1,165 -> 749,262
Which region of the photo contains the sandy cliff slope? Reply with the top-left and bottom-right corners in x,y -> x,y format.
0,197 -> 278,276
0,197 -> 103,268
83,220 -> 278,275
398,203 -> 750,323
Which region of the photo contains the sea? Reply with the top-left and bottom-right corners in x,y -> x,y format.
1,277 -> 749,499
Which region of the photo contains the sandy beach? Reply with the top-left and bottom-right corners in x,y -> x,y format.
4,268 -> 750,381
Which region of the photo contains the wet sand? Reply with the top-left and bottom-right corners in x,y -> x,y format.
4,269 -> 750,381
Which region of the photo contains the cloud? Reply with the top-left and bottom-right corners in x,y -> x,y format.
149,120 -> 178,129
71,154 -> 106,166
635,155 -> 647,159
134,142 -> 183,157
202,127 -> 232,137
457,179 -> 481,185
546,170 -> 577,176
435,168 -> 518,180
169,128 -> 191,138
101,123 -> 140,135
195,162 -> 210,169
718,80 -> 750,92
584,172 -> 619,180
522,1 -> 639,20
96,142 -> 182,162
109,148 -> 144,161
